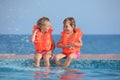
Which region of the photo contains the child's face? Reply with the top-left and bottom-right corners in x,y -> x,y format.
63,21 -> 74,34
41,21 -> 51,32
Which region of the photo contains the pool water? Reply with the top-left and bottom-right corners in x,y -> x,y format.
0,59 -> 120,80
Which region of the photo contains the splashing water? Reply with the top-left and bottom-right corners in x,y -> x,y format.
0,59 -> 120,80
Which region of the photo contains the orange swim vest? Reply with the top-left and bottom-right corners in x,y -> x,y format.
32,25 -> 53,51
61,28 -> 83,55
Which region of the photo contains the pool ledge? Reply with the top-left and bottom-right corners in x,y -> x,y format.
0,54 -> 120,60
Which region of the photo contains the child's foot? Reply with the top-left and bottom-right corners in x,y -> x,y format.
61,64 -> 68,68
56,61 -> 63,67
33,63 -> 40,68
59,64 -> 63,67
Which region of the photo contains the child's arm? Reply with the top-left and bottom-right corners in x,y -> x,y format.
30,29 -> 38,42
57,38 -> 72,48
73,39 -> 83,47
69,38 -> 83,47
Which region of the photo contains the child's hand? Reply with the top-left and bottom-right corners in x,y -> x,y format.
65,42 -> 75,48
34,29 -> 39,34
68,42 -> 75,46
65,44 -> 73,48
30,29 -> 39,42
65,44 -> 72,48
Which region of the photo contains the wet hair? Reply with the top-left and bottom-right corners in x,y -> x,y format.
63,17 -> 76,28
37,17 -> 50,29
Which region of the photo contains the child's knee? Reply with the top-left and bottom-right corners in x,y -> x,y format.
54,55 -> 59,61
68,55 -> 74,60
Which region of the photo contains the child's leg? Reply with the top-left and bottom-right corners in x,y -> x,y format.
43,52 -> 52,67
54,53 -> 66,66
63,53 -> 76,67
34,53 -> 42,67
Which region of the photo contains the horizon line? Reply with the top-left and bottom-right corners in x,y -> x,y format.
0,33 -> 120,35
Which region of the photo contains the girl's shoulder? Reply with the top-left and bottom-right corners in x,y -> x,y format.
75,27 -> 83,37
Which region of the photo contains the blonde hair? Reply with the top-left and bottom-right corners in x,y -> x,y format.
37,17 -> 50,29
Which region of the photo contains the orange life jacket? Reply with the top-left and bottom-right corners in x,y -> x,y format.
61,28 -> 83,55
32,25 -> 53,51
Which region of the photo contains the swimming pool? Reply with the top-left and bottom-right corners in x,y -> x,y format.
0,58 -> 120,80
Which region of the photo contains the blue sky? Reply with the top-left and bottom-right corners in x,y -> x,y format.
0,0 -> 120,34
